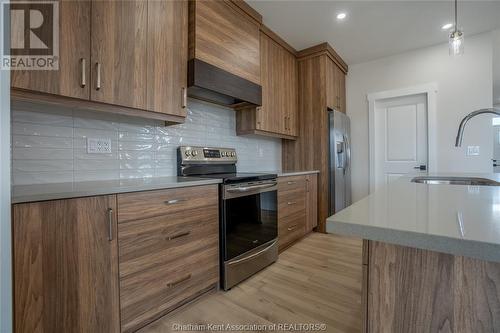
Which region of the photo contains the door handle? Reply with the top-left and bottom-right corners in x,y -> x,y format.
413,165 -> 427,171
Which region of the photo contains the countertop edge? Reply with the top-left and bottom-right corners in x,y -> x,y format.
12,179 -> 223,204
277,170 -> 320,177
327,219 -> 500,264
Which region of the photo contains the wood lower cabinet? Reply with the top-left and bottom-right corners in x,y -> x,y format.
236,28 -> 298,139
11,0 -> 91,100
13,195 -> 120,333
305,174 -> 318,231
117,185 -> 219,332
11,0 -> 188,123
278,174 -> 317,251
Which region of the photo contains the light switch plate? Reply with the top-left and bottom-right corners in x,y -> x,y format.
467,146 -> 480,156
87,138 -> 112,154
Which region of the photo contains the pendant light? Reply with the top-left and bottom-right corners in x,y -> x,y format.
449,0 -> 464,56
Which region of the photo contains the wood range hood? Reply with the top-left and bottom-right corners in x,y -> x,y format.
187,59 -> 262,107
187,0 -> 263,108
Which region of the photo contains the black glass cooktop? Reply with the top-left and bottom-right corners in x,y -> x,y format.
199,172 -> 277,184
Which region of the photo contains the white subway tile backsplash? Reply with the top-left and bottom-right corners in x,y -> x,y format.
13,148 -> 73,160
11,99 -> 281,185
12,123 -> 74,137
12,135 -> 73,149
13,171 -> 74,185
13,159 -> 74,172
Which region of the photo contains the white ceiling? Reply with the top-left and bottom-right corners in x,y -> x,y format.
248,0 -> 500,65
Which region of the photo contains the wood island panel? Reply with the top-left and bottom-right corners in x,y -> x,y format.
366,240 -> 500,333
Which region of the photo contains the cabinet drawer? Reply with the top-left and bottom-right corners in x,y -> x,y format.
117,185 -> 218,223
118,205 -> 218,278
278,213 -> 306,250
278,190 -> 306,219
278,175 -> 307,193
120,245 -> 219,332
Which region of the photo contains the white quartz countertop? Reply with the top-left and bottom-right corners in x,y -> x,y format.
327,173 -> 500,263
12,177 -> 222,204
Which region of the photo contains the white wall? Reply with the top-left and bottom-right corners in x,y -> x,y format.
11,99 -> 282,185
494,29 -> 500,106
347,32 -> 493,202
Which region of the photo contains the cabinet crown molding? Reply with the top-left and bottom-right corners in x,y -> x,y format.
297,42 -> 348,74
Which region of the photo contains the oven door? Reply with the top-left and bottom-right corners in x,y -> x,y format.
222,180 -> 278,261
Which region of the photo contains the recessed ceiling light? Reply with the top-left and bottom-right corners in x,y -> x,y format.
442,23 -> 453,30
336,12 -> 347,20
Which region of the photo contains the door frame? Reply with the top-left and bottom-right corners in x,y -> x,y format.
368,83 -> 438,193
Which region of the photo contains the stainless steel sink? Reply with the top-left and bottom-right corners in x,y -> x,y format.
411,176 -> 500,186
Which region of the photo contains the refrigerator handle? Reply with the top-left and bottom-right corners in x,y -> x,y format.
343,134 -> 350,173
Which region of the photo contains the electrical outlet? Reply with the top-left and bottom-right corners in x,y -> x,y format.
466,146 -> 480,156
87,138 -> 112,154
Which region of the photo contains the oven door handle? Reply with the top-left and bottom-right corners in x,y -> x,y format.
226,183 -> 277,193
227,240 -> 278,265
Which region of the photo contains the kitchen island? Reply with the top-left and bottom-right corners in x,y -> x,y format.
327,174 -> 500,332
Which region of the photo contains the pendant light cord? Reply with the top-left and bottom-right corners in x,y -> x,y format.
455,0 -> 458,33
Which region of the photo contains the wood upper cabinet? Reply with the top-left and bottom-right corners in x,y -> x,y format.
90,0 -> 147,109
11,0 -> 91,100
146,0 -> 188,117
326,58 -> 346,113
189,0 -> 261,85
11,0 -> 188,122
13,195 -> 120,333
236,28 -> 298,139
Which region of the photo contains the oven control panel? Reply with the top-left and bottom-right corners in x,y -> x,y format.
179,146 -> 237,163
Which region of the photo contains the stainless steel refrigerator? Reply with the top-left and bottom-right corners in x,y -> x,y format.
328,109 -> 352,215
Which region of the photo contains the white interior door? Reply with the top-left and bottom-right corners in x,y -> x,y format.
373,93 -> 428,190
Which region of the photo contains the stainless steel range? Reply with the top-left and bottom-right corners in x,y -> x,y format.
177,146 -> 278,290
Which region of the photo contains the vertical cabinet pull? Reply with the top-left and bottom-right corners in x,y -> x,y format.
182,87 -> 187,108
95,62 -> 101,91
107,208 -> 113,241
80,58 -> 86,88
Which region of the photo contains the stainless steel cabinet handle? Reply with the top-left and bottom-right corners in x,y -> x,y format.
107,208 -> 113,241
227,182 -> 277,193
182,87 -> 187,108
95,62 -> 101,90
287,181 -> 296,185
166,273 -> 192,288
287,224 -> 298,231
80,58 -> 86,88
166,231 -> 190,241
164,199 -> 185,205
287,201 -> 296,205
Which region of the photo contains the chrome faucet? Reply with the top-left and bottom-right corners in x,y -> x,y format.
455,108 -> 500,147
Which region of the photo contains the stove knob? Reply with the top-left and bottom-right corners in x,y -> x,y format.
184,150 -> 191,157
231,152 -> 236,157
222,152 -> 227,157
191,150 -> 198,157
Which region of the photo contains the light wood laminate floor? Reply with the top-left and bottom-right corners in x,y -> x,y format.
139,233 -> 363,333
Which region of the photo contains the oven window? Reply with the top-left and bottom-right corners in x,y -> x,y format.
224,190 -> 277,261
